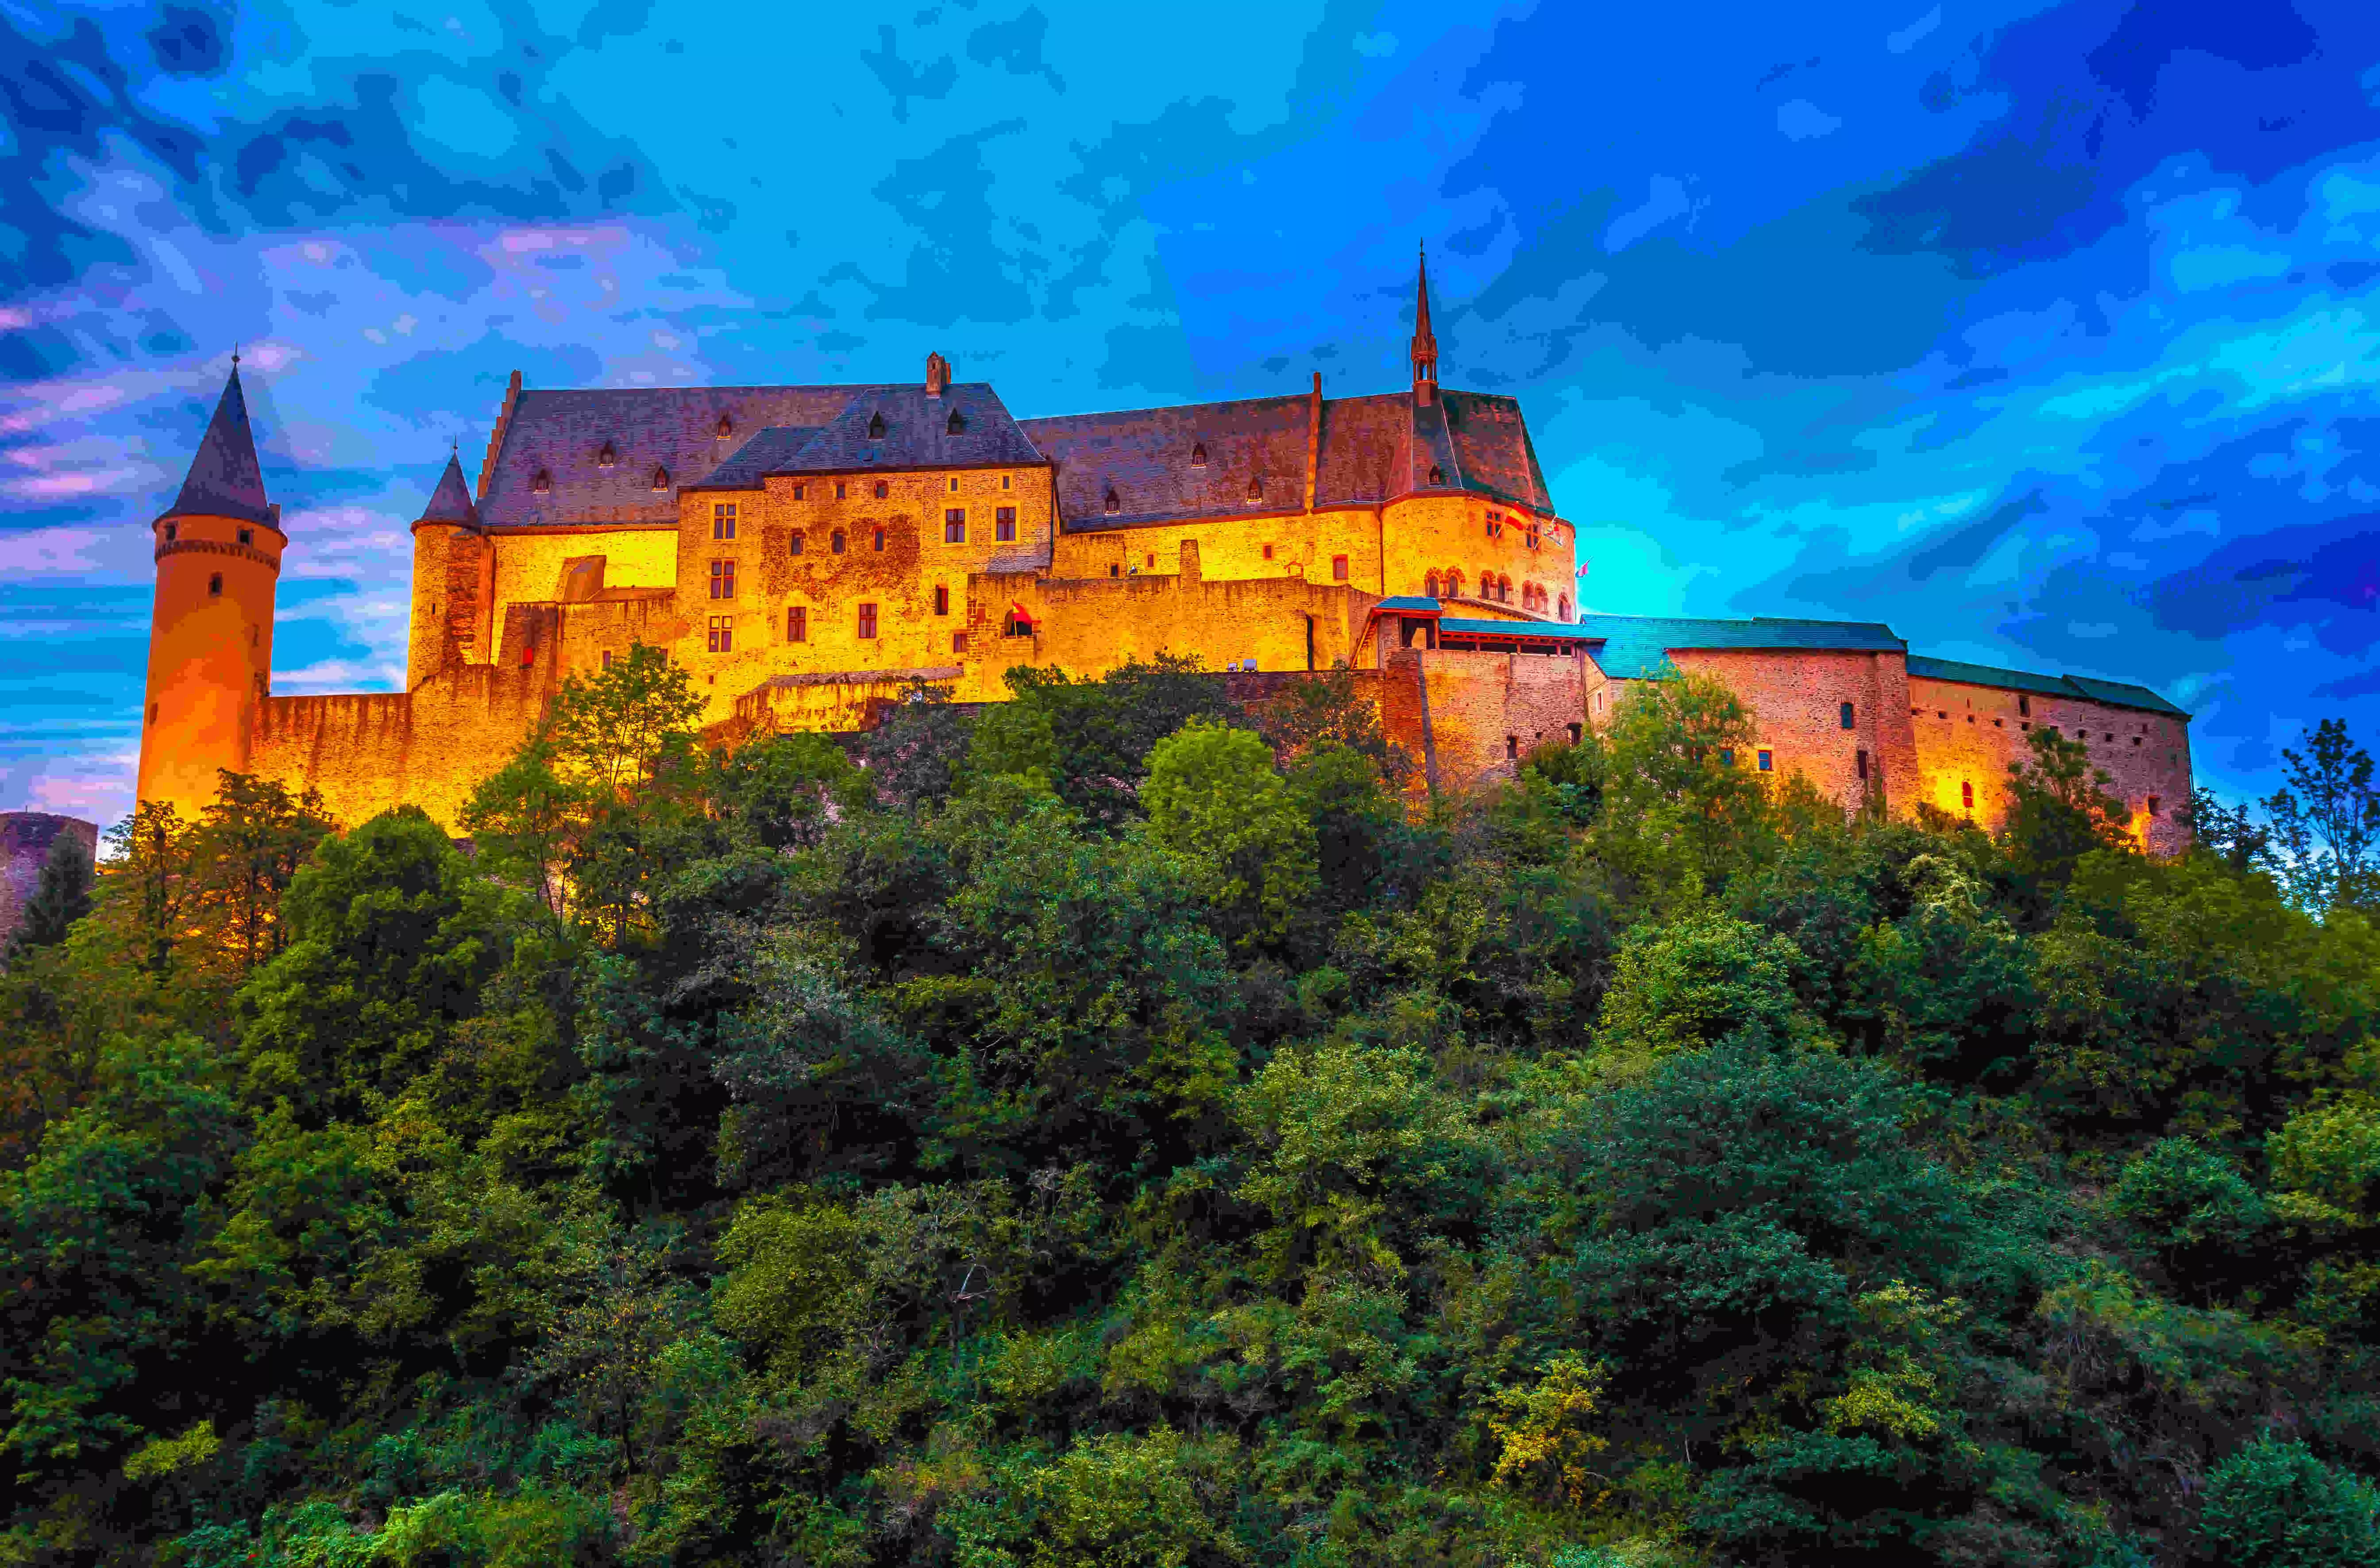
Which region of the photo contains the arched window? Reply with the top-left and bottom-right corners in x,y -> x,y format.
789,531 -> 806,557
1446,570 -> 1463,598
1500,576 -> 1512,602
596,443 -> 616,468
867,412 -> 886,438
830,529 -> 846,555
650,466 -> 670,491
1104,487 -> 1121,516
1190,442 -> 1207,467
1557,594 -> 1571,620
1425,572 -> 1440,598
947,409 -> 966,434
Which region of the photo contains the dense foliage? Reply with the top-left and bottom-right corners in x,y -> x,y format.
3,649 -> 2377,1568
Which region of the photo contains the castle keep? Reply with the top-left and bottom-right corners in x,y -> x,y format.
135,259 -> 2195,851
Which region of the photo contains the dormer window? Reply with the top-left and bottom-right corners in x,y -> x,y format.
1428,464 -> 1444,485
867,412 -> 886,439
532,470 -> 552,493
1246,476 -> 1263,503
946,409 -> 966,435
651,466 -> 670,491
1190,443 -> 1207,467
597,443 -> 616,468
715,415 -> 734,439
1103,487 -> 1121,516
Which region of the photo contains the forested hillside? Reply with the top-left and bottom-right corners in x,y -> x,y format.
4,650 -> 2377,1568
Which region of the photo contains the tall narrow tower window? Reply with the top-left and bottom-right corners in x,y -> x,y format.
208,573 -> 223,597
237,528 -> 252,546
164,523 -> 177,541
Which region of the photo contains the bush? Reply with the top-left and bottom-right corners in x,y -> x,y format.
2199,1437 -> 2380,1568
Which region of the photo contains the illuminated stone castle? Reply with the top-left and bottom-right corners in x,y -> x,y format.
135,257 -> 2195,851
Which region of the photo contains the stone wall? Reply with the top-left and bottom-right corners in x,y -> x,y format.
1404,645 -> 1590,787
0,813 -> 98,949
1907,673 -> 2194,855
1653,648 -> 1919,816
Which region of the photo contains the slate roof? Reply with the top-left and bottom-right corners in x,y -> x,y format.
1439,617 -> 1605,641
475,374 -> 1555,531
479,385 -> 899,528
1908,656 -> 2189,718
1021,386 -> 1553,531
417,454 -> 478,525
165,366 -> 275,528
1376,595 -> 1442,613
1580,614 -> 1908,679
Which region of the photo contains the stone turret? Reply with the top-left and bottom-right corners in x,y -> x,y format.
135,360 -> 284,820
408,451 -> 488,686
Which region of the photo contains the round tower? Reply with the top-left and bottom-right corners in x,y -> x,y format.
407,451 -> 484,686
135,361 -> 285,821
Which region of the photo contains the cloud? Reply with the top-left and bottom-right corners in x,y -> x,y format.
1777,99 -> 1841,141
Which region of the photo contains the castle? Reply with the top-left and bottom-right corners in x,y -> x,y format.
134,257 -> 2195,852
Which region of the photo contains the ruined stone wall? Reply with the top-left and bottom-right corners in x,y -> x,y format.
487,523 -> 679,659
0,813 -> 98,949
1907,674 -> 2194,855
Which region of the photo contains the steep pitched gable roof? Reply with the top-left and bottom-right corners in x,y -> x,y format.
165,366 -> 275,528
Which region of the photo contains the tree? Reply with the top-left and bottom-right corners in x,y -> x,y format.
188,771 -> 336,976
2002,725 -> 2130,912
1590,669 -> 1768,904
4,828 -> 93,963
2265,720 -> 2380,913
1142,720 -> 1319,946
2199,1437 -> 2380,1568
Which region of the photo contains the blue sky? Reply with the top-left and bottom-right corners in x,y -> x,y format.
4,0 -> 2377,823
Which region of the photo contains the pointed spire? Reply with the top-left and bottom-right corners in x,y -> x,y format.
417,451 -> 480,526
166,363 -> 275,528
1410,242 -> 1439,405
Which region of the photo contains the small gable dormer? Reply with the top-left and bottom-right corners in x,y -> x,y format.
650,466 -> 670,492
947,408 -> 966,435
867,411 -> 887,439
715,414 -> 734,439
1190,442 -> 1207,467
596,442 -> 616,468
1103,487 -> 1121,516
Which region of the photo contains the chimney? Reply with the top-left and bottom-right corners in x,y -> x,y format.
925,351 -> 951,397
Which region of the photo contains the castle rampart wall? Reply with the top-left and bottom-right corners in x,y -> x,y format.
1047,506 -> 1382,593
1408,645 -> 1590,786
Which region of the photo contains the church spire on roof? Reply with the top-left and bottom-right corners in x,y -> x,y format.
1411,242 -> 1439,407
166,362 -> 277,529
417,450 -> 480,528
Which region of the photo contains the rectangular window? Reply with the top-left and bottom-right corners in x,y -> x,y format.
1506,736 -> 1519,760
995,506 -> 1016,541
1001,474 -> 1011,489
707,615 -> 733,653
789,531 -> 805,556
793,484 -> 805,501
713,502 -> 737,540
874,480 -> 889,499
945,509 -> 966,543
835,481 -> 847,499
934,584 -> 949,616
1331,554 -> 1349,582
1856,749 -> 1869,779
1839,701 -> 1855,729
1262,543 -> 1275,560
1756,750 -> 1773,772
1525,526 -> 1541,550
787,605 -> 806,643
1567,722 -> 1582,744
1486,512 -> 1503,538
237,527 -> 253,546
857,603 -> 878,639
1719,748 -> 1734,767
873,528 -> 886,551
2018,694 -> 2031,717
952,632 -> 968,654
709,559 -> 736,599
601,650 -> 613,670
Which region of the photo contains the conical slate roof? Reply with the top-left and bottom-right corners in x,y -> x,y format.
165,365 -> 275,528
417,452 -> 479,525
